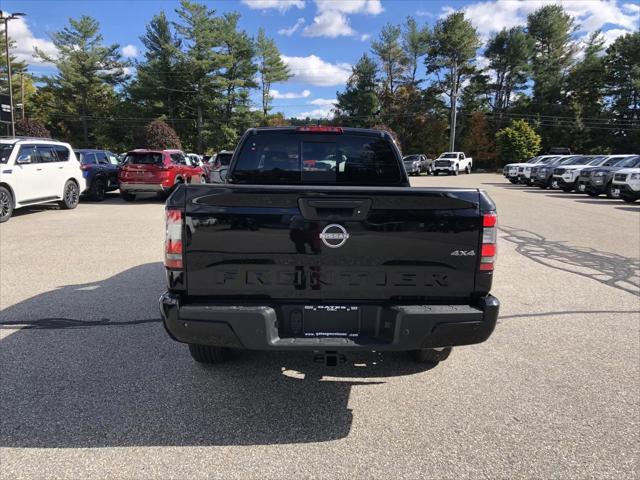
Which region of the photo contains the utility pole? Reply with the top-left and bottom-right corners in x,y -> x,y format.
20,72 -> 24,120
449,62 -> 458,152
0,12 -> 25,137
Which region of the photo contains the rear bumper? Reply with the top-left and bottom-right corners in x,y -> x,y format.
159,293 -> 500,351
119,182 -> 170,193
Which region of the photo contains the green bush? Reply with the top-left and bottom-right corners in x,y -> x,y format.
495,119 -> 541,165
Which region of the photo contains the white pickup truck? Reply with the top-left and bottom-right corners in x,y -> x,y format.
432,152 -> 473,175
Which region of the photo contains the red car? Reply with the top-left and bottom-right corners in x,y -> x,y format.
118,149 -> 206,201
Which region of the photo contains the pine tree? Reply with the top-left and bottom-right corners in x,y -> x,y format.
484,27 -> 533,114
34,16 -> 129,146
129,11 -> 183,125
425,12 -> 480,150
335,54 -> 379,128
256,28 -> 291,121
605,31 -> 640,152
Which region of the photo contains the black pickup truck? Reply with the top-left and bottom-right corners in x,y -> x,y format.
159,126 -> 499,367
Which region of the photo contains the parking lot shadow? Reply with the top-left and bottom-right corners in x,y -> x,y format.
500,226 -> 640,296
0,263 -> 431,448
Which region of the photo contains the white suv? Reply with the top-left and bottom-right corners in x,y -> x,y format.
0,138 -> 85,223
612,166 -> 640,203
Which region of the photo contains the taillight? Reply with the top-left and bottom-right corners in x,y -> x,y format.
165,209 -> 183,269
480,212 -> 497,271
295,126 -> 343,134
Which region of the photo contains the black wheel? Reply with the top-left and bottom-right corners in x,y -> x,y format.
454,166 -> 459,176
571,179 -> 580,193
121,191 -> 136,202
188,343 -> 230,364
0,186 -> 14,223
621,193 -> 637,203
508,178 -> 518,184
410,347 -> 452,365
538,182 -> 547,189
90,177 -> 107,201
465,165 -> 470,174
60,180 -> 79,209
433,171 -> 439,176
200,175 -> 207,184
605,182 -> 615,199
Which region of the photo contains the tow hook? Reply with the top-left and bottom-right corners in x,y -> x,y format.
314,351 -> 346,367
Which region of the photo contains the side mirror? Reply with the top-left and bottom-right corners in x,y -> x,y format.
16,154 -> 32,164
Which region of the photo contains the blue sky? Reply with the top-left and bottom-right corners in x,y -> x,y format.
5,0 -> 639,118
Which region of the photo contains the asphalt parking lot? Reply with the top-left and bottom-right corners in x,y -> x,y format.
1,173 -> 638,479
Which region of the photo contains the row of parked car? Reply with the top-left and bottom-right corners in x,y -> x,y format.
0,136 -> 235,222
403,151 -> 474,176
502,153 -> 640,203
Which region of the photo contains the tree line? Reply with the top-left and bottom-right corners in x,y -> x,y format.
4,1 -> 640,166
335,5 -> 639,166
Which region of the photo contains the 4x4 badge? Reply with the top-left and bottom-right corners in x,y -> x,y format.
319,224 -> 350,248
451,250 -> 475,256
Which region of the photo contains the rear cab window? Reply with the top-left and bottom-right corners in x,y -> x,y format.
78,152 -> 97,165
231,131 -> 404,185
125,152 -> 164,165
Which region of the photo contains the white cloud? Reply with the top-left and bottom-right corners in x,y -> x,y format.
442,1 -> 639,42
281,54 -> 351,86
314,0 -> 383,15
303,10 -> 356,37
416,9 -> 434,18
303,0 -> 383,38
600,27 -> 632,47
241,0 -> 305,12
270,89 -> 311,99
308,98 -> 337,106
1,14 -> 57,65
296,107 -> 335,119
278,17 -> 305,36
122,44 -> 138,58
360,33 -> 371,41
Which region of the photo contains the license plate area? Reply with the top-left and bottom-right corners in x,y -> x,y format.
303,305 -> 359,338
278,304 -> 381,339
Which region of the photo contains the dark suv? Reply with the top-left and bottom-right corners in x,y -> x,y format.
76,149 -> 121,201
578,155 -> 640,198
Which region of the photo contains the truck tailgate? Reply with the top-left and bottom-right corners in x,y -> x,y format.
183,185 -> 482,301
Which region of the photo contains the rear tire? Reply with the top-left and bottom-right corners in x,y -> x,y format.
121,191 -> 136,202
200,175 -> 207,184
465,165 -> 470,174
410,347 -> 452,365
621,193 -> 637,203
60,180 -> 80,209
433,171 -> 439,176
605,182 -> 615,199
0,186 -> 14,223
188,343 -> 230,364
454,166 -> 459,176
90,177 -> 107,201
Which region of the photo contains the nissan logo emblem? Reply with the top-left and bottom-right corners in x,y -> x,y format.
319,224 -> 350,248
